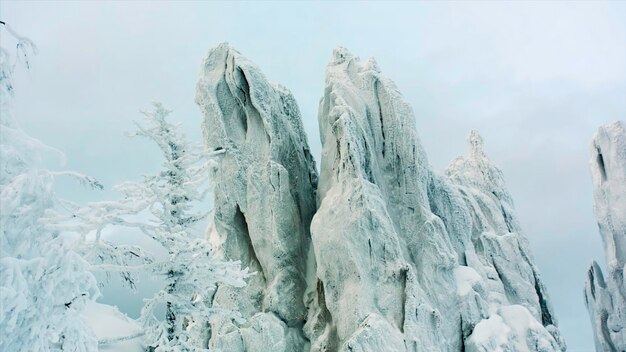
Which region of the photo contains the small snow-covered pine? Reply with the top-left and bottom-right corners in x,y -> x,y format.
52,103 -> 250,351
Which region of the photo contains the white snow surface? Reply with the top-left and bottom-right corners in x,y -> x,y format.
454,266 -> 483,296
193,44 -> 565,351
83,302 -> 143,352
584,121 -> 626,352
467,305 -> 560,352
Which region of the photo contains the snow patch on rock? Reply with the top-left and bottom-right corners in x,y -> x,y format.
455,266 -> 483,296
467,305 -> 561,352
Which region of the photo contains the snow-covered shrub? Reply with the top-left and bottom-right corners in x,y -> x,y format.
0,23 -> 100,352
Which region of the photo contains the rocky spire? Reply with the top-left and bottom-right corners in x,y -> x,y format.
433,129 -> 565,351
467,129 -> 485,160
311,46 -> 459,351
584,121 -> 626,352
195,43 -> 318,351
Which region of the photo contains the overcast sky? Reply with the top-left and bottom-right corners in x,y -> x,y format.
2,1 -> 625,350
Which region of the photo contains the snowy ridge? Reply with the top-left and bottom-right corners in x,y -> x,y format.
195,44 -> 566,351
584,121 -> 626,351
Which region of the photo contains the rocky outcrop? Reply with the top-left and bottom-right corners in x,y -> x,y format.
195,43 -> 318,351
195,44 -> 565,351
311,48 -> 564,351
584,121 -> 626,352
432,130 -> 565,351
309,47 -> 460,351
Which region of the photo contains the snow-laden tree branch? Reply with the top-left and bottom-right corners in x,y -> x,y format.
49,103 -> 251,351
0,24 -> 100,352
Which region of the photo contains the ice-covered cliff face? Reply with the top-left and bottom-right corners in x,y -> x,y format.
584,121 -> 626,352
195,44 -> 565,351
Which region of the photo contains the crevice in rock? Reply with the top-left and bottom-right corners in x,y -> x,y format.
587,266 -> 597,300
368,238 -> 373,265
518,242 -> 555,327
316,279 -> 338,350
596,148 -> 608,182
234,204 -> 266,286
234,67 -> 250,137
600,311 -> 619,352
373,79 -> 386,158
235,68 -> 250,107
531,268 -> 554,327
224,57 -> 249,137
399,267 -> 408,334
491,259 -> 513,303
460,317 -> 467,352
492,191 -> 513,232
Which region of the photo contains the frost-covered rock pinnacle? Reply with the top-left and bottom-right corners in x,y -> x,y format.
584,121 -> 626,352
195,44 -> 566,351
435,129 -> 565,351
195,43 -> 318,351
312,47 -> 564,351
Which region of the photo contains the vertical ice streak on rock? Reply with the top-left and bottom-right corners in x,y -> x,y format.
584,121 -> 626,352
311,47 -> 460,351
431,130 -> 566,351
195,43 -> 318,351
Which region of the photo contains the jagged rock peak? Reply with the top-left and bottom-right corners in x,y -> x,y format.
318,46 -> 431,208
584,120 -> 626,352
312,46 -> 468,351
468,129 -> 485,160
330,46 -> 352,65
430,129 -> 566,351
195,43 -> 318,352
195,45 -> 566,352
329,46 -> 380,72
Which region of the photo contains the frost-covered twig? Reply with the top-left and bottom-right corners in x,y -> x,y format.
50,171 -> 104,190
97,331 -> 145,346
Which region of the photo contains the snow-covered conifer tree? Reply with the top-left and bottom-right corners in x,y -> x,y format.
54,103 -> 250,351
0,23 -> 101,352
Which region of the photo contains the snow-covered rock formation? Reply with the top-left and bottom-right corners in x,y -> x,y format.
195,44 -> 565,351
584,121 -> 626,352
195,43 -> 318,351
310,47 -> 460,351
432,130 -> 565,352
311,47 -> 564,352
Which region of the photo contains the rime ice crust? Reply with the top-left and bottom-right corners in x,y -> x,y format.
196,44 -> 566,352
584,121 -> 626,352
195,43 -> 318,351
